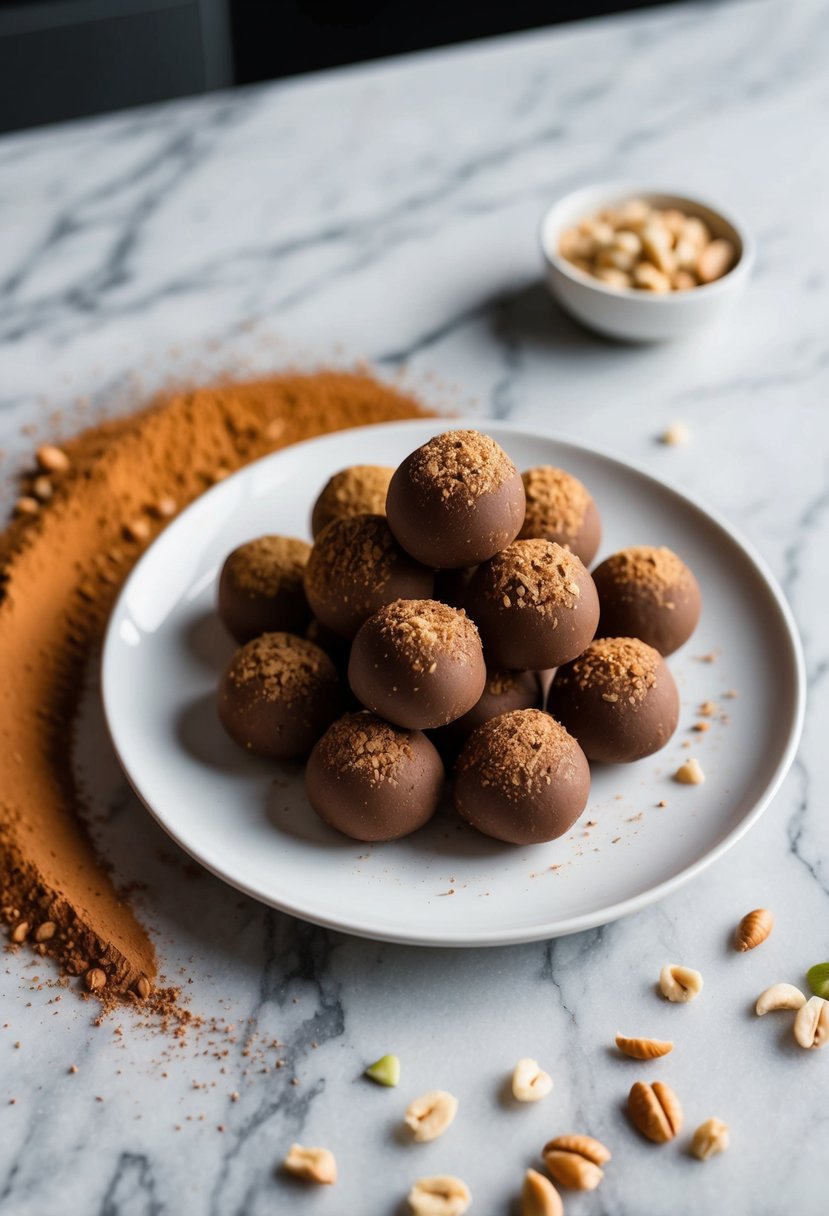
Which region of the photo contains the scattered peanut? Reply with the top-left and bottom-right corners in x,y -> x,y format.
659,964 -> 703,1003
659,422 -> 691,447
690,1116 -> 730,1161
559,199 -> 736,293
755,983 -> 806,1015
405,1091 -> 458,1142
542,1134 -> 610,1190
33,921 -> 56,943
84,967 -> 107,992
10,921 -> 30,944
793,996 -> 829,1049
734,908 -> 773,952
32,476 -> 53,501
150,496 -> 178,519
615,1032 -> 673,1060
36,444 -> 70,474
511,1057 -> 554,1102
522,1168 -> 563,1216
674,757 -> 705,785
135,975 -> 152,1000
627,1080 -> 683,1143
123,517 -> 151,543
408,1175 -> 471,1216
282,1143 -> 337,1185
14,497 -> 39,517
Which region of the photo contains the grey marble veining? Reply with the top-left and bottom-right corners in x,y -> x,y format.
2,1 -> 829,1212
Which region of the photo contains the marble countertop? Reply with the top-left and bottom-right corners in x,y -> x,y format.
2,1 -> 828,1212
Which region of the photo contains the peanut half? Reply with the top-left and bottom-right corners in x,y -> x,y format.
615,1032 -> 673,1060
405,1091 -> 458,1142
522,1169 -> 563,1216
282,1143 -> 337,1184
755,983 -> 806,1015
627,1080 -> 683,1143
734,908 -> 773,952
691,1116 -> 730,1161
659,964 -> 703,1003
542,1134 -> 610,1190
674,757 -> 705,785
512,1057 -> 554,1102
408,1175 -> 471,1216
793,996 -> 829,1049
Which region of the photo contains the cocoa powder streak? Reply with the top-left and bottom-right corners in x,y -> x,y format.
0,370 -> 430,1004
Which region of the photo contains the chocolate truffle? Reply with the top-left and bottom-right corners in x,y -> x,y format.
218,535 -> 311,643
454,709 -> 590,845
592,546 -> 701,656
465,539 -> 599,671
349,599 -> 486,730
311,464 -> 394,538
217,633 -> 341,760
306,712 -> 444,841
518,466 -> 601,566
431,668 -> 542,756
548,637 -> 679,763
386,430 -> 526,568
303,514 -> 433,639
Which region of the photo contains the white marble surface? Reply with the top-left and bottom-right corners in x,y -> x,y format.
1,1 -> 828,1212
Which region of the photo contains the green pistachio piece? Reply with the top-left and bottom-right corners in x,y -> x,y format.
806,963 -> 829,999
364,1053 -> 400,1087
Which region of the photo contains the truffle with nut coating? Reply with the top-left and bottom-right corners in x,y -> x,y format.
518,466 -> 601,565
303,514 -> 433,639
465,539 -> 599,671
548,637 -> 679,763
349,599 -> 486,730
306,711 -> 444,841
218,632 -> 341,759
218,534 -> 312,642
592,545 -> 701,656
310,464 -> 394,537
386,430 -> 525,568
454,708 -> 590,845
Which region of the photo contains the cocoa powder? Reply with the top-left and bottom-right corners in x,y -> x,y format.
0,370 -> 431,1005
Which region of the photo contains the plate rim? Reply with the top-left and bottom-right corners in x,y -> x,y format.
101,418 -> 807,946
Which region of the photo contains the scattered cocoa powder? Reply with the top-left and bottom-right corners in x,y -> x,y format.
0,370 -> 431,1007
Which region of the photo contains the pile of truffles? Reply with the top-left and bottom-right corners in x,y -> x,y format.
215,429 -> 701,845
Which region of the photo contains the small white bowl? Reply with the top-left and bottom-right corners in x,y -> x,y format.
540,182 -> 754,342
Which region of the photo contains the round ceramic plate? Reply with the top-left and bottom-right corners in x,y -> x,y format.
102,421 -> 804,946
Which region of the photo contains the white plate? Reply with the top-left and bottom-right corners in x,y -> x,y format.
102,421 -> 805,946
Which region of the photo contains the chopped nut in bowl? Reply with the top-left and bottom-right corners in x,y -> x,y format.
540,183 -> 753,342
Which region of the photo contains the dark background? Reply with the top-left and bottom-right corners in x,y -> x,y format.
0,0 -> 676,135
